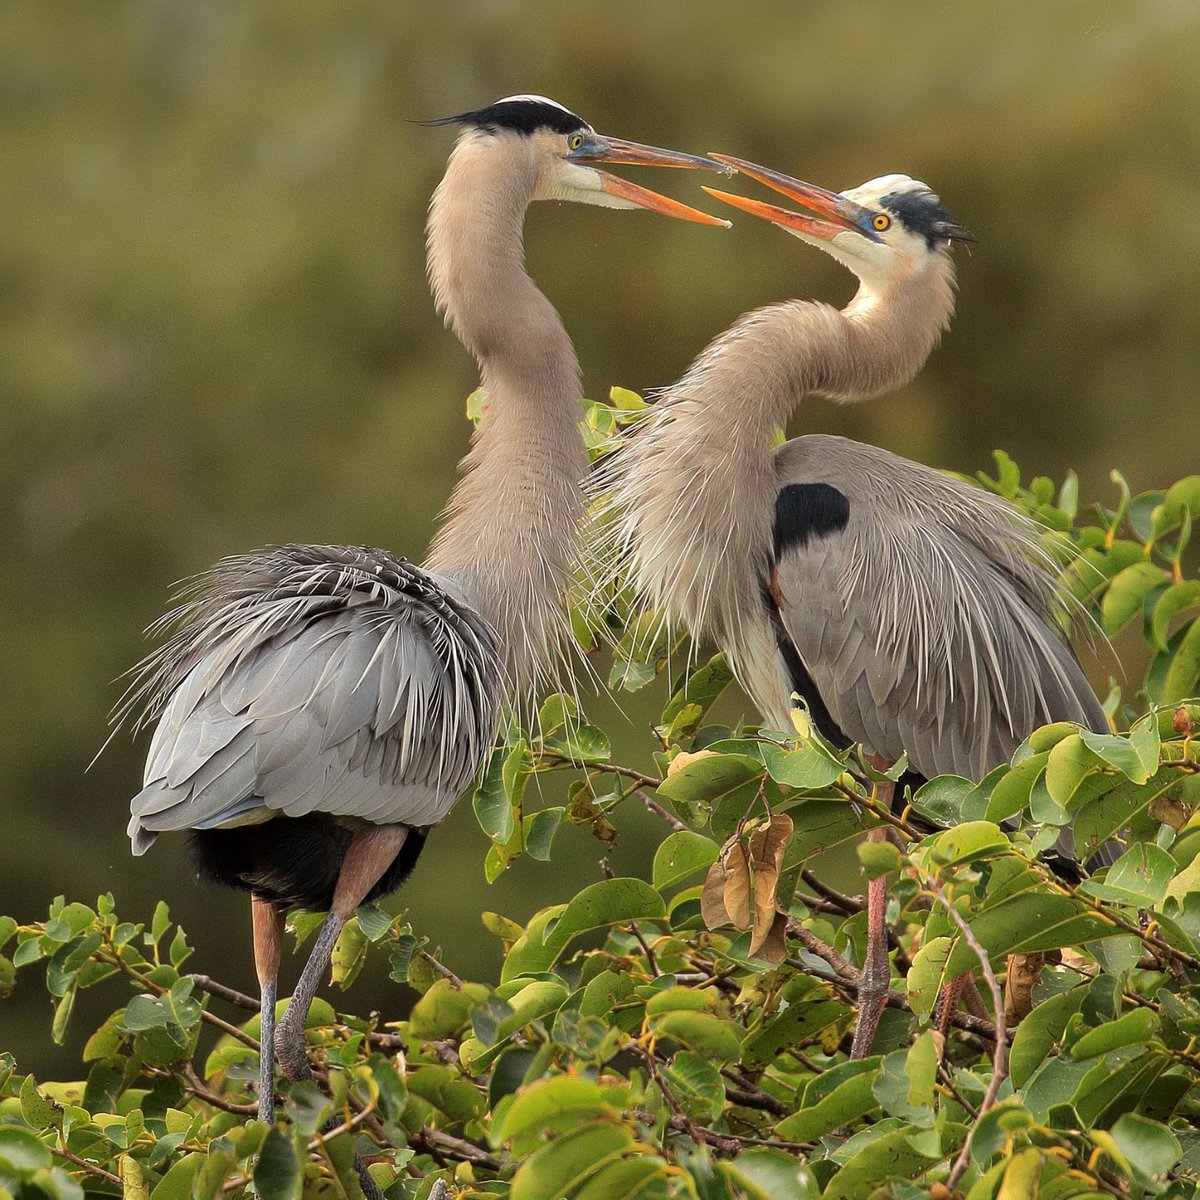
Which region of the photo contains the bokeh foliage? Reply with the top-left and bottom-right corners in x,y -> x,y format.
3,448 -> 1200,1198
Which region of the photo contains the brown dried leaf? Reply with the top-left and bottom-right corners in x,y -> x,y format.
747,814 -> 794,955
1004,951 -> 1045,1025
1149,791 -> 1190,831
754,909 -> 788,964
700,858 -> 730,930
666,749 -> 718,777
722,840 -> 753,931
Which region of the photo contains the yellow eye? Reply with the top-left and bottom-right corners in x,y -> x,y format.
568,133 -> 584,150
872,213 -> 891,232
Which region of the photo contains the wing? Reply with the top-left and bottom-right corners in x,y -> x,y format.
767,436 -> 1106,781
126,545 -> 503,854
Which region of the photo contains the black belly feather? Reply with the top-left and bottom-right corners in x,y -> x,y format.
189,815 -> 427,912
766,481 -> 1089,881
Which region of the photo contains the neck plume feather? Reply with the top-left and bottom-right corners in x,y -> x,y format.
592,260 -> 957,671
423,134 -> 587,701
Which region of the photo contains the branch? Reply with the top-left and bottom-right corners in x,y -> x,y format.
52,1147 -> 121,1186
927,877 -> 1007,1194
638,789 -> 687,831
187,973 -> 259,1012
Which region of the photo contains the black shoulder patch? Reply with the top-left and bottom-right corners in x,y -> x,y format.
879,189 -> 975,248
423,99 -> 587,137
773,482 -> 850,559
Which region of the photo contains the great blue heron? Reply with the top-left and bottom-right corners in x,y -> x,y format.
593,156 -> 1109,1057
122,95 -> 727,1130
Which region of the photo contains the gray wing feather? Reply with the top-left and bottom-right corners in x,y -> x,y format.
125,545 -> 503,855
771,436 -> 1105,781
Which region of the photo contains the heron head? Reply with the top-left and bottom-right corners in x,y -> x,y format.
426,95 -> 730,227
705,158 -> 974,291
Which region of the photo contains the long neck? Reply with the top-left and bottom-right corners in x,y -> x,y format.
600,259 -> 957,660
424,134 -> 586,697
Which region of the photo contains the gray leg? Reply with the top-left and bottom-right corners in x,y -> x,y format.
274,909 -> 345,1083
251,896 -> 284,1123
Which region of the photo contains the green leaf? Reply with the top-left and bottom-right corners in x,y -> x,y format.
776,1059 -> 881,1142
820,1126 -> 940,1200
493,1074 -> 609,1146
927,819 -> 1010,866
1148,580 -> 1200,651
252,1128 -> 301,1200
149,1152 -> 203,1200
574,1157 -> 668,1200
857,838 -> 901,879
656,753 -> 764,811
510,1122 -> 635,1200
1009,989 -> 1081,1088
1082,842 -> 1177,906
503,880 -> 664,983
608,385 -> 646,411
663,1052 -> 724,1123
644,986 -> 715,1015
1070,1007 -> 1159,1059
760,739 -> 846,789
474,748 -> 516,843
1102,561 -> 1165,635
944,891 -> 1114,975
1078,729 -> 1154,783
661,653 -> 734,735
906,935 -> 951,1017
0,1127 -> 53,1174
1045,735 -> 1104,808
994,1147 -> 1042,1200
905,1030 -> 938,1107
1109,1113 -> 1182,1181
524,807 -> 563,861
1072,1051 -> 1167,1126
653,831 -> 720,891
651,1010 -> 742,1061
910,774 -> 974,826
722,1149 -> 818,1200
549,878 -> 666,948
20,1075 -> 60,1129
408,978 -> 482,1039
1162,615 -> 1200,701
872,1050 -> 934,1126
354,903 -> 393,941
741,999 -> 846,1069
985,752 -> 1049,822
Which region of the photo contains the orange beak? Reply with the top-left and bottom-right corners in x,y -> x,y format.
569,134 -> 734,228
702,154 -> 875,241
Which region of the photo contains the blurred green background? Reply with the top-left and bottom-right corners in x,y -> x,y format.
3,0 -> 1198,1073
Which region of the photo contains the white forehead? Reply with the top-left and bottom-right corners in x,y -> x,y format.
494,94 -> 572,113
840,174 -> 937,206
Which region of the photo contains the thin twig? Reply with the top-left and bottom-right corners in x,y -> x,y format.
418,950 -> 462,989
800,869 -> 865,913
722,1081 -> 790,1117
785,919 -> 859,982
638,789 -> 687,831
187,973 -> 259,1012
927,877 -> 1007,1194
52,1147 -> 121,1186
183,1064 -> 257,1116
412,1128 -> 502,1171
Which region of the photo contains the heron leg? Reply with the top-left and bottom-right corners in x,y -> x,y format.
251,895 -> 284,1123
274,825 -> 410,1083
850,819 -> 893,1060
